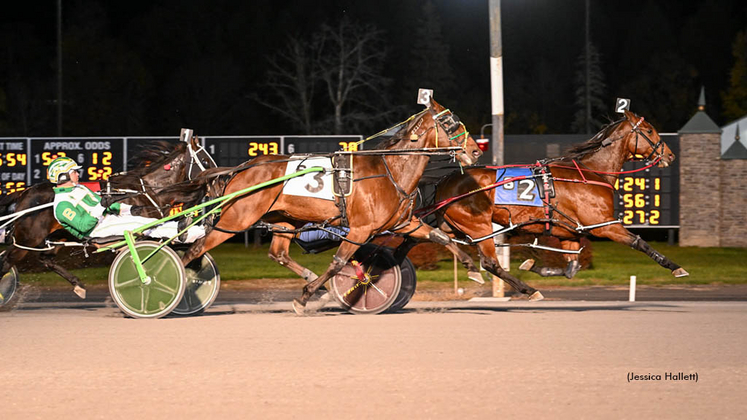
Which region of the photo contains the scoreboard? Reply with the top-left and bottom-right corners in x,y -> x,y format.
30,139 -> 125,185
613,134 -> 679,228
0,135 -> 362,195
0,139 -> 29,195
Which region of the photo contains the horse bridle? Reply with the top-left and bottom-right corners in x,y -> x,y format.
628,116 -> 665,163
186,140 -> 218,180
423,108 -> 470,153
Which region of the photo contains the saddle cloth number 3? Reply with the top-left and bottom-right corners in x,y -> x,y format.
283,157 -> 334,201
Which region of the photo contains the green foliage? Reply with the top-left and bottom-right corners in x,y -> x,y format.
722,30 -> 747,121
572,43 -> 607,134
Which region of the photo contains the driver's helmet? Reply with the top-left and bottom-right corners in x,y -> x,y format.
47,157 -> 82,184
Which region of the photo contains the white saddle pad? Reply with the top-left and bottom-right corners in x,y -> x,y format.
282,156 -> 334,201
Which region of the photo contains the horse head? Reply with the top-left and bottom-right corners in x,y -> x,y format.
402,99 -> 482,166
621,110 -> 675,168
129,135 -> 217,189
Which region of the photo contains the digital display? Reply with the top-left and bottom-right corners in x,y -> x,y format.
0,139 -> 29,195
204,137 -> 283,167
29,139 -> 125,186
613,134 -> 678,227
284,136 -> 362,154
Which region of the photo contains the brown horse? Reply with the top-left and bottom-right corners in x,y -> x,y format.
0,134 -> 215,301
181,99 -> 482,314
432,110 -> 687,299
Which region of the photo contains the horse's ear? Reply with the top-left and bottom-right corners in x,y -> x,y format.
623,109 -> 637,121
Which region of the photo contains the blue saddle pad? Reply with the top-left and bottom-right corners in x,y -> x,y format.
494,168 -> 543,207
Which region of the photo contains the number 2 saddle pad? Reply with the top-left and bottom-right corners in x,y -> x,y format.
283,156 -> 334,201
494,168 -> 543,207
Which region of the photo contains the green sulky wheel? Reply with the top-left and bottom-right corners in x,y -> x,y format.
108,241 -> 186,319
0,266 -> 20,311
172,250 -> 221,316
328,244 -> 401,315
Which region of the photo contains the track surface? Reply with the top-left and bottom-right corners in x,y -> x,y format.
2,299 -> 746,419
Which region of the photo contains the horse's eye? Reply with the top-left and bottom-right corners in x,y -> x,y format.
647,129 -> 653,134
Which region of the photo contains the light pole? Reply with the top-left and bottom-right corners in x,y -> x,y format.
489,0 -> 508,297
57,0 -> 63,136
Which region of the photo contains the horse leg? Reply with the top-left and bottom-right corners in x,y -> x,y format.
520,240 -> 582,279
181,229 -> 234,266
395,219 -> 484,284
39,251 -> 86,299
475,239 -> 543,300
292,230 -> 368,315
594,224 -> 688,277
268,225 -> 318,283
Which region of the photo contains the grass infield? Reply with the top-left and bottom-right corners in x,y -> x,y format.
5,241 -> 745,288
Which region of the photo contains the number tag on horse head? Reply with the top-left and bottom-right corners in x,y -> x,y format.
436,112 -> 462,136
417,88 -> 433,106
615,98 -> 631,114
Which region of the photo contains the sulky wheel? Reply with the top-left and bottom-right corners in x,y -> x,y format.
328,244 -> 401,315
108,241 -> 186,319
388,256 -> 417,312
0,266 -> 20,311
172,251 -> 220,316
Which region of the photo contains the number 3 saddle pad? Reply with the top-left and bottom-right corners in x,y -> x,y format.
494,168 -> 543,207
283,156 -> 334,201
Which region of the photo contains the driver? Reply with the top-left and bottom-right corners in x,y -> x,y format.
47,156 -> 204,242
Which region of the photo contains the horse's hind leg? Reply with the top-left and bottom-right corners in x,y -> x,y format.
268,225 -> 318,283
292,230 -> 367,315
520,239 -> 582,279
394,220 -> 484,284
475,239 -> 543,300
595,224 -> 688,277
39,251 -> 86,299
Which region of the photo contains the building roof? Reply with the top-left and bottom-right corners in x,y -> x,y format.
721,117 -> 747,159
679,110 -> 721,134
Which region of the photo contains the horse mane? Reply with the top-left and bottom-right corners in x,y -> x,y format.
565,117 -> 627,159
375,112 -> 427,149
127,141 -> 185,175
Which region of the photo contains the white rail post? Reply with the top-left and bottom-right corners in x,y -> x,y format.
629,275 -> 637,302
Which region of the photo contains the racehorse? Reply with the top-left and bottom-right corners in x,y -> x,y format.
431,110 -> 687,299
0,134 -> 216,301
179,99 -> 483,314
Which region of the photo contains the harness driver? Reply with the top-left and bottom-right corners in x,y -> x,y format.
48,157 -> 205,243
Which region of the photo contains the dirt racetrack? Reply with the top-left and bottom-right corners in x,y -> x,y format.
1,300 -> 746,419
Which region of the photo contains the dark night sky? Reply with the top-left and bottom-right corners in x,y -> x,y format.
1,0 -> 745,136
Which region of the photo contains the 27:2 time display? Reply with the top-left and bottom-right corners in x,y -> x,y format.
615,175 -> 662,225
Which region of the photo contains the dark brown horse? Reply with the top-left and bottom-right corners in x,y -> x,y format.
180,99 -> 483,314
0,134 -> 215,300
433,110 -> 687,299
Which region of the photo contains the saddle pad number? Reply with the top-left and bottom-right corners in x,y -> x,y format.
283,157 -> 334,201
503,179 -> 537,201
494,168 -> 543,207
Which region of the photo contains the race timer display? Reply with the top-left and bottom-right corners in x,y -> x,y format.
0,139 -> 29,195
613,134 -> 679,227
29,139 -> 124,185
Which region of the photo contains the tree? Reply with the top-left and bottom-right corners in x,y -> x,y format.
572,43 -> 607,134
255,36 -> 320,134
258,17 -> 394,135
722,30 -> 747,121
315,17 -> 393,134
405,0 -> 456,101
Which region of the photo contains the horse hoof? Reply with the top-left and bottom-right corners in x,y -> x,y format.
73,285 -> 86,299
672,268 -> 689,278
529,291 -> 544,301
519,259 -> 535,271
467,271 -> 485,284
292,299 -> 306,315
